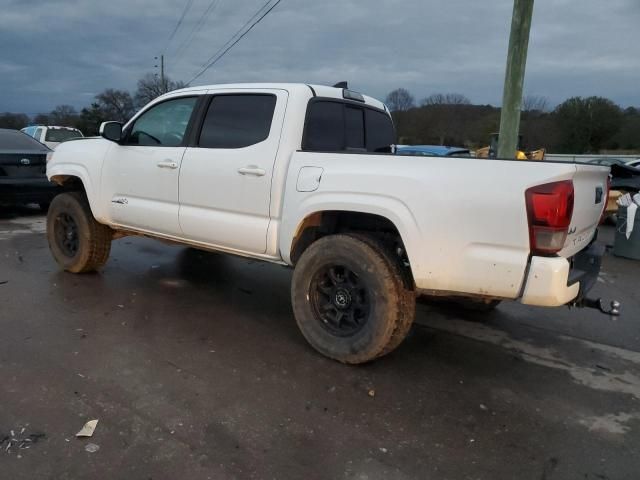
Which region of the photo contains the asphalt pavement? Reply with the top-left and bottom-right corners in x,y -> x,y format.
1,205 -> 639,480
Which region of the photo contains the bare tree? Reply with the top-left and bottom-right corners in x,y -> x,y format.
134,73 -> 187,108
96,89 -> 135,123
385,88 -> 415,112
33,113 -> 50,125
522,95 -> 549,113
0,112 -> 30,129
418,93 -> 472,145
49,105 -> 79,126
421,93 -> 471,106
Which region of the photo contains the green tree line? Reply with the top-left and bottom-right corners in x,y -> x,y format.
0,74 -> 185,137
386,88 -> 639,154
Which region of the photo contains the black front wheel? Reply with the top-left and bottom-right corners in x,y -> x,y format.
46,192 -> 112,273
291,234 -> 415,364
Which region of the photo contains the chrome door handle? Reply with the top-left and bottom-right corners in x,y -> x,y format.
157,160 -> 178,169
237,166 -> 266,176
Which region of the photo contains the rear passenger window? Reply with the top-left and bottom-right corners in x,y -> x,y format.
199,94 -> 276,149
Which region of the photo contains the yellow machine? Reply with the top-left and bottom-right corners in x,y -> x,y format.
476,133 -> 545,160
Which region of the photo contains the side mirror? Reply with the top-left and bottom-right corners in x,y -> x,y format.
99,121 -> 123,142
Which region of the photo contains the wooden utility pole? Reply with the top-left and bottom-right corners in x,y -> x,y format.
497,0 -> 534,159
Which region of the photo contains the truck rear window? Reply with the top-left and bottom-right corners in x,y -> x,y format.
303,99 -> 395,153
45,129 -> 82,142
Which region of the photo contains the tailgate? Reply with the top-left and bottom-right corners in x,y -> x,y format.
559,164 -> 610,258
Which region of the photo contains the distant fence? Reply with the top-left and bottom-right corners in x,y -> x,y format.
545,154 -> 640,163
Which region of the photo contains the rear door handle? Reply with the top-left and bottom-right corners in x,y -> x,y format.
157,160 -> 178,169
238,166 -> 266,177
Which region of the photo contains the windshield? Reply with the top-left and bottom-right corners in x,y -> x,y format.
45,129 -> 83,142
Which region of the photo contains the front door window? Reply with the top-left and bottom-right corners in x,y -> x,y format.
126,97 -> 197,146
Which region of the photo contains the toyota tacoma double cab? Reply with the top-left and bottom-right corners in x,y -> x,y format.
46,83 -> 611,363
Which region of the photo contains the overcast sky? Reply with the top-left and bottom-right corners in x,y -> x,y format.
1,0 -> 639,115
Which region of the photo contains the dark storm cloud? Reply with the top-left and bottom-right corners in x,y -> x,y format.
1,0 -> 638,114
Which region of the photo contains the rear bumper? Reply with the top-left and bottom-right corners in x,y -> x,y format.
520,242 -> 604,307
0,178 -> 61,203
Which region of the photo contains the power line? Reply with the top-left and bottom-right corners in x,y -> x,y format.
193,0 -> 276,71
172,0 -> 223,63
187,0 -> 283,85
162,0 -> 196,54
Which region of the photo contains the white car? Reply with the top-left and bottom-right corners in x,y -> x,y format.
21,125 -> 83,149
46,83 -> 611,363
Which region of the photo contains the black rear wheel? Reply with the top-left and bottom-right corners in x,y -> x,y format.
292,234 -> 415,364
309,264 -> 371,337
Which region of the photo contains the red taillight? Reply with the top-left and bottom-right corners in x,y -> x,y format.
525,180 -> 574,256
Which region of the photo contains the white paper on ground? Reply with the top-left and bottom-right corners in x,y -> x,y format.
76,419 -> 99,437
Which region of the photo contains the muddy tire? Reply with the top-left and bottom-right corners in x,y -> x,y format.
291,234 -> 416,364
47,192 -> 112,273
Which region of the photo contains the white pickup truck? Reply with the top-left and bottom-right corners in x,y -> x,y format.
46,82 -> 611,363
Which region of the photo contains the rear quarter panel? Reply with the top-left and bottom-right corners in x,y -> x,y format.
281,153 -> 583,299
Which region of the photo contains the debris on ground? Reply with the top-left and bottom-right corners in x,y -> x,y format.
76,419 -> 99,437
367,389 -> 376,398
85,443 -> 100,453
0,280 -> 8,285
1,427 -> 46,454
